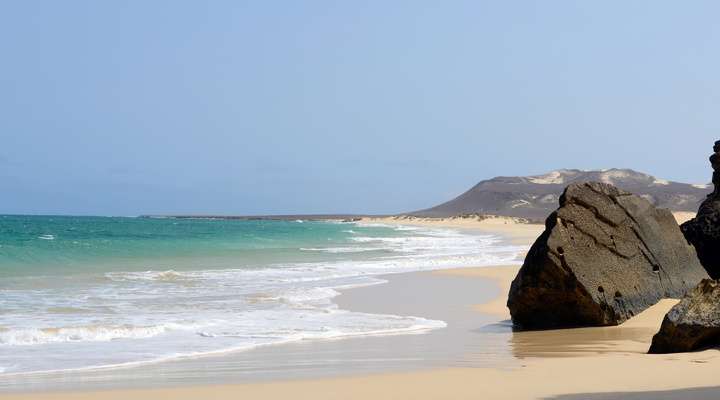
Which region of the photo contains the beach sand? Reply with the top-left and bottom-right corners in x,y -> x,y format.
359,215 -> 546,245
8,214 -> 719,400
672,211 -> 697,225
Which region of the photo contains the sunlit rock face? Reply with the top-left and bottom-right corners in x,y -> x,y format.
508,182 -> 708,331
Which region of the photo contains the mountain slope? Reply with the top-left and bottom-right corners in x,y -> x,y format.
412,169 -> 711,221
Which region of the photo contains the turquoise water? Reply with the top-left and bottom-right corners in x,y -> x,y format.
0,215 -> 523,375
0,215 -> 393,277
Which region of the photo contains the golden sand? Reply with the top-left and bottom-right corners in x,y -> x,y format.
360,215 -> 545,245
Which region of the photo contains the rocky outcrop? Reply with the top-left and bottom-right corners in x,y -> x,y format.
508,182 -> 708,330
681,140 -> 720,278
649,279 -> 720,353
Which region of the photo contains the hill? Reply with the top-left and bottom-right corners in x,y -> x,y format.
412,169 -> 710,221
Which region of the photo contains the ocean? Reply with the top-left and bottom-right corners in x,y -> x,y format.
0,215 -> 523,376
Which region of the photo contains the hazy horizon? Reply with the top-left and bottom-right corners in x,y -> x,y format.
2,1 -> 719,216
0,165 -> 713,218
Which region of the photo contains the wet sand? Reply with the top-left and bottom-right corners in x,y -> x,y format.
0,268 -> 514,393
8,264 -> 720,399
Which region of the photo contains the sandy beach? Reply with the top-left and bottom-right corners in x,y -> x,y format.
7,215 -> 720,400
359,215 -> 546,245
7,1 -> 717,397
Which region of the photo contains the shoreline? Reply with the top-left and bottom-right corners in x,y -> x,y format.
358,215 -> 545,245
7,215 -> 720,399
9,263 -> 720,399
0,217 -> 537,394
0,268 -> 510,395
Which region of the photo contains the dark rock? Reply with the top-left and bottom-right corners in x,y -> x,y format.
681,140 -> 720,278
649,279 -> 720,353
508,182 -> 708,330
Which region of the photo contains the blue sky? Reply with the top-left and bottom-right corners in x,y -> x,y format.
1,1 -> 719,215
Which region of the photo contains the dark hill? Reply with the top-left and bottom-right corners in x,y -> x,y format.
413,169 -> 711,220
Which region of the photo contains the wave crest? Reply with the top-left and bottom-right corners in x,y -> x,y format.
105,269 -> 189,282
0,323 -> 191,346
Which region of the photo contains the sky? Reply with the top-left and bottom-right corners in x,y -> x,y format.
1,1 -> 719,216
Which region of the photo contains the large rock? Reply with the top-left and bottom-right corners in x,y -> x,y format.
649,279 -> 720,353
508,182 -> 708,330
681,140 -> 720,278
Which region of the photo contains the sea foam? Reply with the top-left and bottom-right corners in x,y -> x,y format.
0,219 -> 524,376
